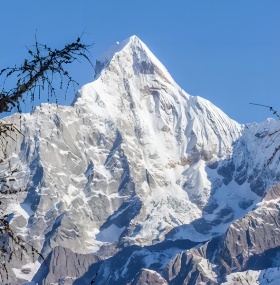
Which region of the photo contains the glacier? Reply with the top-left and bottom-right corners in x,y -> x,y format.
1,35 -> 280,284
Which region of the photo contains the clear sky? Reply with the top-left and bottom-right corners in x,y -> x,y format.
1,1 -> 280,124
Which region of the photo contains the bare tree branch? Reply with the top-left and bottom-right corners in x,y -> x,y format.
0,36 -> 93,278
0,37 -> 93,113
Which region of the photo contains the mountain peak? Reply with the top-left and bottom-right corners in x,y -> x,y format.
94,35 -> 142,77
94,35 -> 173,83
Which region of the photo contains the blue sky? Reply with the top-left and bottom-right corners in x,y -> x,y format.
1,1 -> 280,123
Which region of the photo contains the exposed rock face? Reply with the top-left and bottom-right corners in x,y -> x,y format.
163,246 -> 217,285
216,183 -> 280,276
162,183 -> 280,284
32,246 -> 99,284
1,36 -> 280,284
129,269 -> 168,285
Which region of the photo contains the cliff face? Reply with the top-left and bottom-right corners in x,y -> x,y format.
2,36 -> 280,284
163,183 -> 280,285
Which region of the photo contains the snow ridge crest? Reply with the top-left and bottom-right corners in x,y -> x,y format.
94,35 -> 174,84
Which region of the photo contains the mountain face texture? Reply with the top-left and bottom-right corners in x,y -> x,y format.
2,35 -> 280,284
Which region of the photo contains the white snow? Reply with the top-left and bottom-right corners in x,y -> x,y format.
223,268 -> 280,285
12,261 -> 41,282
95,224 -> 125,242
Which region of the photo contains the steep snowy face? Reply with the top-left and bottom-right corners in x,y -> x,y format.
71,35 -> 243,245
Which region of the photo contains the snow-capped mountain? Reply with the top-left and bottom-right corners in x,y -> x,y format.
2,35 -> 280,284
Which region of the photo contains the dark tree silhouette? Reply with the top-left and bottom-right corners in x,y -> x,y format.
250,103 -> 280,167
0,37 -> 93,282
0,37 -> 93,113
